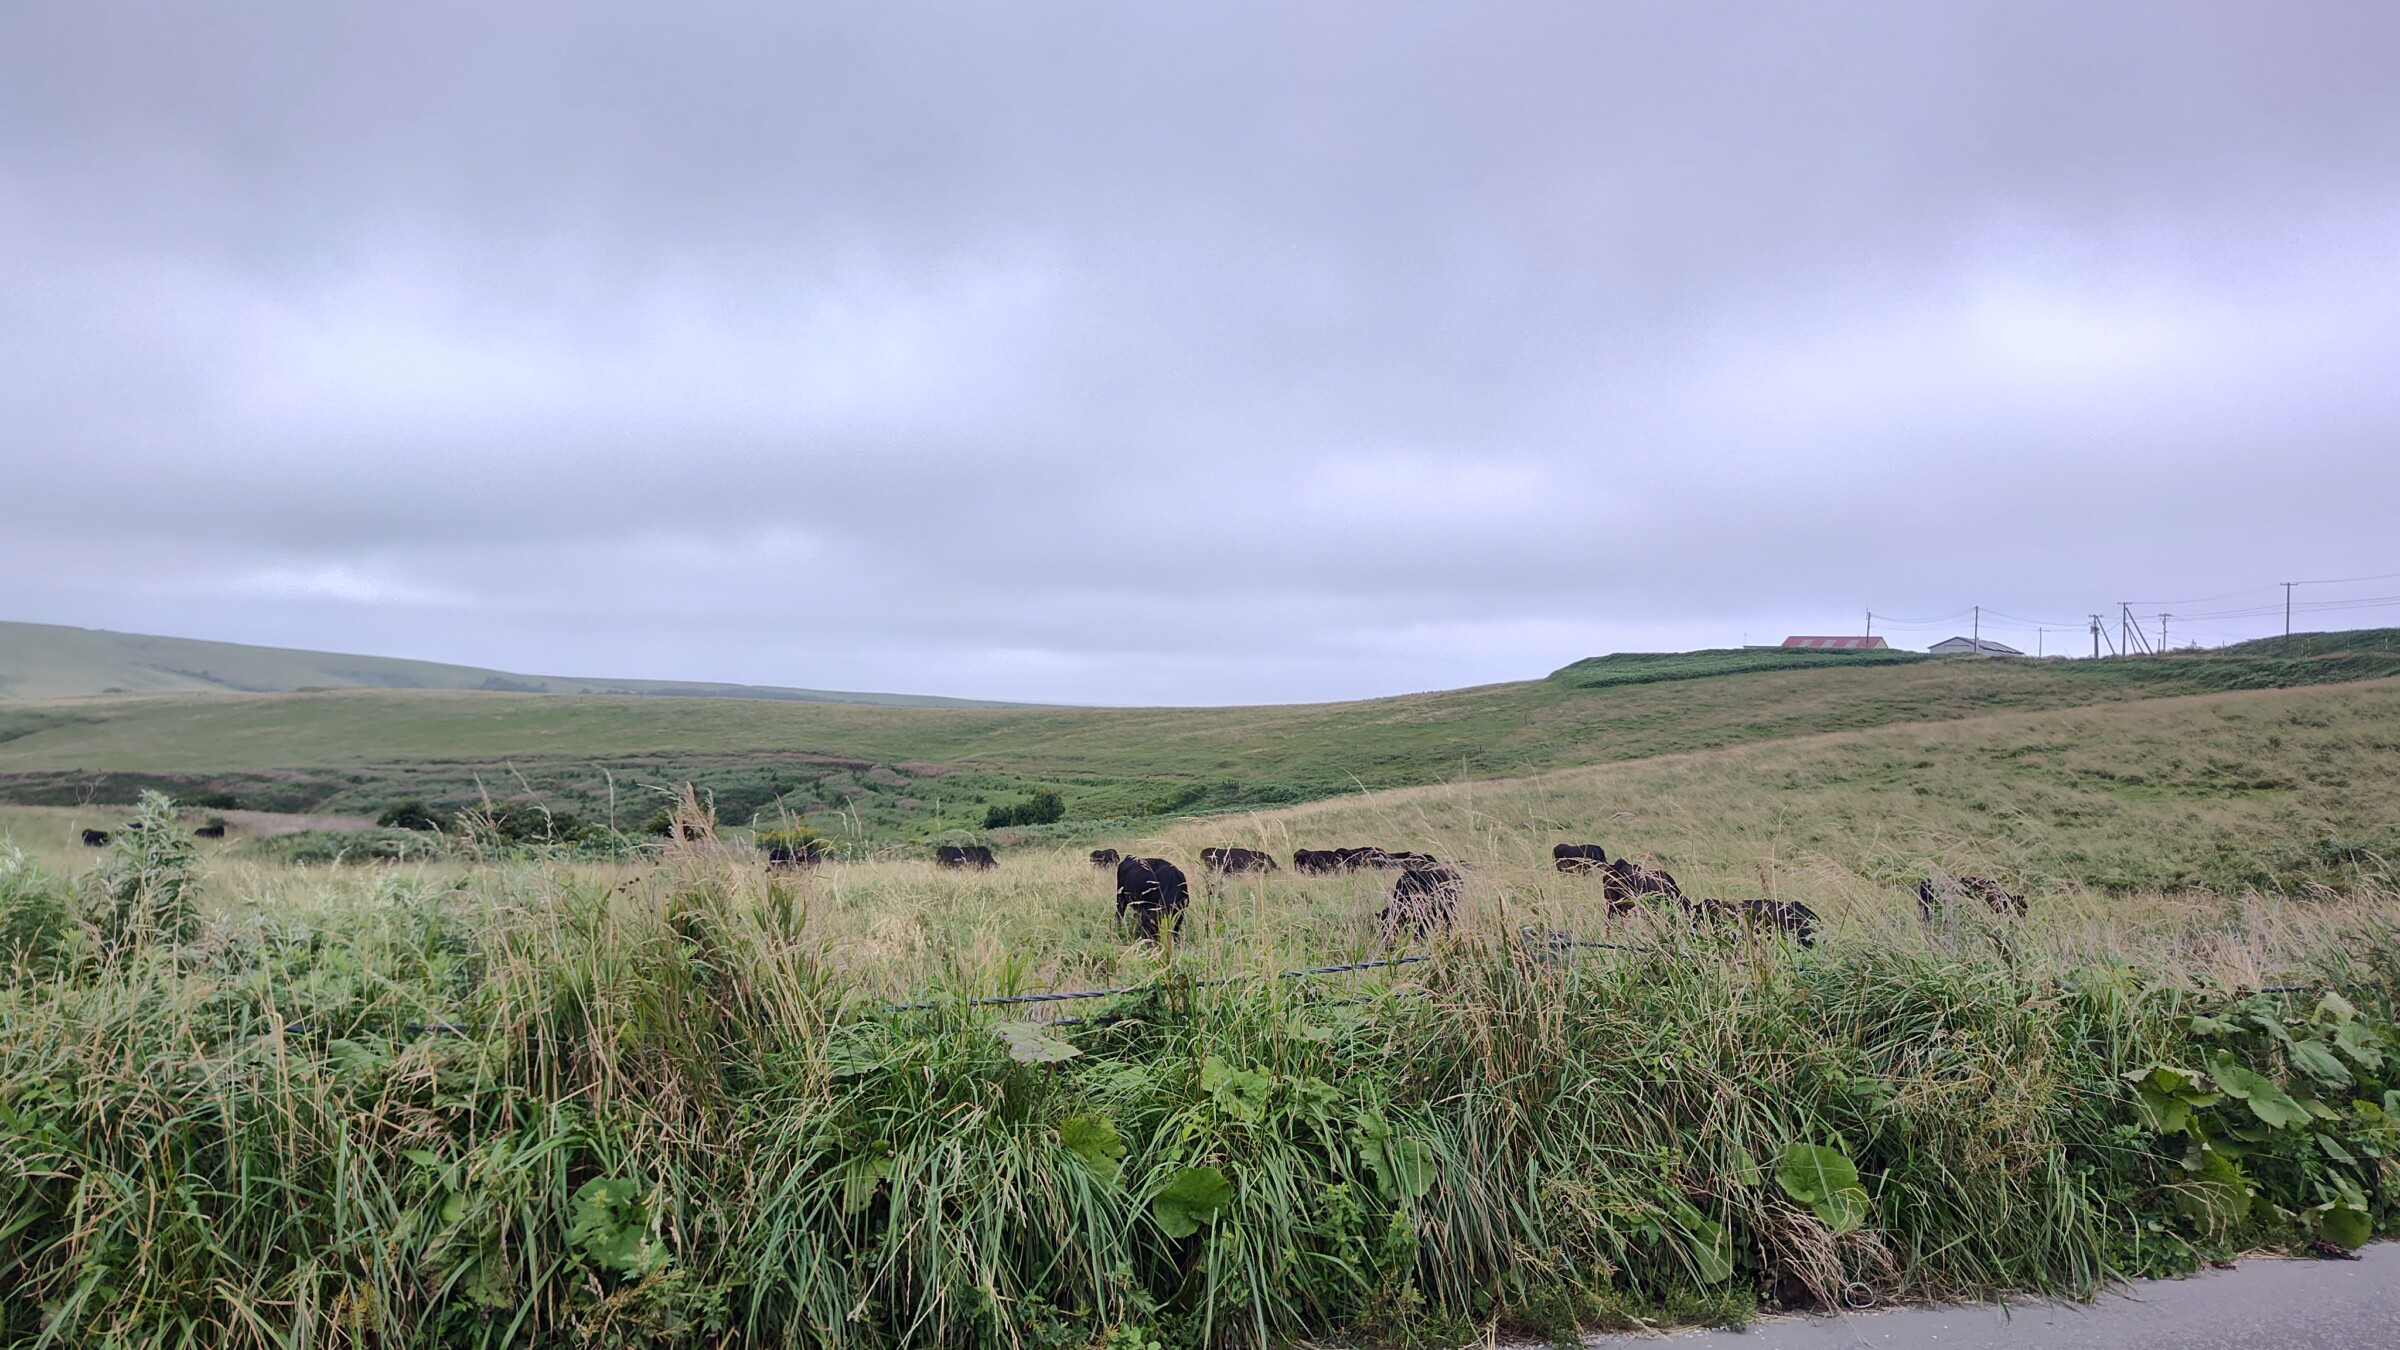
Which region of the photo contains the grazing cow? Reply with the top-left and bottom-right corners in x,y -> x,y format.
1292,848 -> 1343,874
764,842 -> 825,868
80,828 -> 109,848
1690,898 -> 1820,947
1600,858 -> 1682,915
1090,848 -> 1121,869
193,824 -> 227,840
935,844 -> 998,870
1114,855 -> 1190,940
1380,863 -> 1463,936
1336,847 -> 1420,871
1201,846 -> 1278,874
1916,875 -> 2026,920
1552,843 -> 1609,874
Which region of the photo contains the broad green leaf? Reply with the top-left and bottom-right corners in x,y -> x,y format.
994,1022 -> 1080,1065
2321,1202 -> 2373,1251
1728,1144 -> 1764,1189
1202,1056 -> 1276,1122
403,1149 -> 443,1169
2134,1081 -> 2194,1135
2209,1060 -> 2312,1129
1775,1143 -> 1871,1234
1152,1166 -> 1233,1239
1366,1134 -> 1434,1201
839,1156 -> 890,1216
2288,1040 -> 2352,1086
2174,1148 -> 2250,1232
2334,1020 -> 2386,1070
2315,992 -> 2358,1025
567,1177 -> 669,1276
1664,1198 -> 1736,1284
1060,1113 -> 1126,1175
2317,1134 -> 2358,1166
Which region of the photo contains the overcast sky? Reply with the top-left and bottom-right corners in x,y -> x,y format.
4,2 -> 2398,704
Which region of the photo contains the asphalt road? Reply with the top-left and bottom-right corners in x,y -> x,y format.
1582,1245 -> 2399,1349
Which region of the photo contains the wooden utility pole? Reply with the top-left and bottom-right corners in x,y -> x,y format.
2091,614 -> 2103,659
2284,582 -> 2296,644
1972,605 -> 1980,652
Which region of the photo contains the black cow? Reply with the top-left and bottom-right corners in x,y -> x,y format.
1090,848 -> 1121,869
1916,875 -> 2026,920
1600,858 -> 1682,915
80,828 -> 109,848
1201,846 -> 1278,874
1336,846 -> 1419,871
1689,898 -> 1819,947
1292,848 -> 1343,874
1552,842 -> 1609,874
1115,855 -> 1190,940
764,842 -> 824,868
1380,863 -> 1463,936
935,844 -> 998,870
193,824 -> 227,840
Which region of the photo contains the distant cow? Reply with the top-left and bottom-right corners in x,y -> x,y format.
764,842 -> 824,868
1381,863 -> 1463,936
1600,858 -> 1682,915
193,824 -> 227,840
1293,848 -> 1343,874
1690,898 -> 1820,947
1115,855 -> 1191,940
1090,848 -> 1121,869
1552,843 -> 1609,874
80,829 -> 109,848
1201,846 -> 1278,875
935,844 -> 998,870
1337,847 -> 1423,871
1916,875 -> 2026,920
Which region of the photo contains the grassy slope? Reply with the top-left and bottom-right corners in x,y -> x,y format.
1174,676 -> 2400,906
0,619 -> 1008,707
4,636 -> 2400,834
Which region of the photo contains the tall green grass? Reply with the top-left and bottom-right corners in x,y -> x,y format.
1,835 -> 2395,1348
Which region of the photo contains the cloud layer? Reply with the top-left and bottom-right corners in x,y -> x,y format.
6,2 -> 2398,702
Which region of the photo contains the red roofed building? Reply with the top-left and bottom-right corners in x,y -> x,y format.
1780,635 -> 1889,650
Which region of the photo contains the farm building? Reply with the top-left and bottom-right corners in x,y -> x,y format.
1779,635 -> 1889,650
1929,636 -> 2024,656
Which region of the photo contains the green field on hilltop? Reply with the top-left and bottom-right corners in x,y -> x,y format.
4,632 -> 2399,840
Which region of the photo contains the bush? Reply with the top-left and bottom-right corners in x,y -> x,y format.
79,790 -> 201,961
983,788 -> 1066,830
376,799 -> 445,832
462,800 -> 591,843
0,842 -> 73,982
756,825 -> 831,863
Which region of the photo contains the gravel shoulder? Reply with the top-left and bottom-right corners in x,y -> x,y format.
1577,1245 -> 2398,1350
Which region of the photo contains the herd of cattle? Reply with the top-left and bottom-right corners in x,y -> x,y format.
80,824 -> 224,847
932,839 -> 2032,945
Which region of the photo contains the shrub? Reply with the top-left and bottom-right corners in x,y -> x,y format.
0,841 -> 73,982
756,825 -> 832,863
984,788 -> 1066,830
79,790 -> 201,961
376,799 -> 445,831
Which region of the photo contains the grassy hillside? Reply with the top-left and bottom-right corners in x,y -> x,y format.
4,634 -> 2399,838
3,682 -> 2398,1344
1165,676 -> 2400,908
0,619 -> 1009,707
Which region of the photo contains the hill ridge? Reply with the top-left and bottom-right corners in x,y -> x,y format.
0,619 -> 1020,708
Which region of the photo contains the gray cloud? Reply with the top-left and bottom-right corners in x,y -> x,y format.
5,2 -> 2399,703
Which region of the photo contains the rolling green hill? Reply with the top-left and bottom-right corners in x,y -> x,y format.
0,620 -> 1010,708
4,631 -> 2397,839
